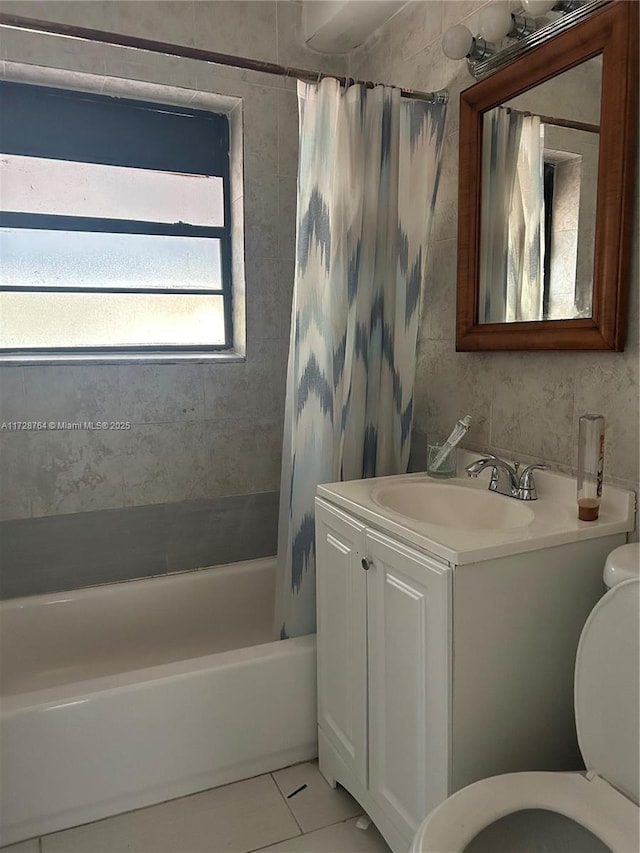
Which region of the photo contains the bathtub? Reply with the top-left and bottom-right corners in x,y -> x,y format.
0,558 -> 317,846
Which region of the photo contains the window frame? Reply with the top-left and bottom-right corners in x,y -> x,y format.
0,81 -> 235,357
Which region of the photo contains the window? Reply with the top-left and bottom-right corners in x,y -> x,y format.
0,81 -> 233,356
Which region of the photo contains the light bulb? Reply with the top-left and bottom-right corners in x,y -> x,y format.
478,4 -> 513,42
442,25 -> 474,60
521,0 -> 556,15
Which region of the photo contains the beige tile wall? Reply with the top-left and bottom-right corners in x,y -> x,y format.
0,0 -> 347,522
0,0 -> 637,533
350,0 -> 639,501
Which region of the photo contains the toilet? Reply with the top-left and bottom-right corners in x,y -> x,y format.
411,543 -> 640,853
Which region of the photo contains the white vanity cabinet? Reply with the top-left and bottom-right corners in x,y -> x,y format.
316,499 -> 450,844
315,489 -> 630,853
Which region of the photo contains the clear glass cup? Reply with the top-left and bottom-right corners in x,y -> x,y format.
427,441 -> 457,478
577,413 -> 605,521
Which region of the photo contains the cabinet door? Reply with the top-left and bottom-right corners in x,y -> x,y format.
366,529 -> 451,838
315,498 -> 368,786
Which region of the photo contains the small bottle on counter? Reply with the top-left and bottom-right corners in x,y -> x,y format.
577,413 -> 605,521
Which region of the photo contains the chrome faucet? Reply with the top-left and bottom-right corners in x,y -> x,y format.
465,453 -> 547,501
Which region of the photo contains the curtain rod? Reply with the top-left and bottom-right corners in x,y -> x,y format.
0,13 -> 448,105
502,105 -> 599,135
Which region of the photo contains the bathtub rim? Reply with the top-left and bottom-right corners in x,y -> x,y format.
2,633 -> 316,715
1,556 -> 281,705
1,633 -> 318,847
0,555 -> 278,611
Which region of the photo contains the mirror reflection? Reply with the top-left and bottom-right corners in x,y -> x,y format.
478,56 -> 601,325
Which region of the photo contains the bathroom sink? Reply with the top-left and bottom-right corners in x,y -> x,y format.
371,481 -> 535,530
317,451 -> 635,564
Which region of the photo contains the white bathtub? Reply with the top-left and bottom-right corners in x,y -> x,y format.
0,558 -> 317,847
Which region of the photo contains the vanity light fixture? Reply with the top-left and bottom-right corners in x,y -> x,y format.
440,4 -> 537,65
478,4 -> 536,44
442,0 -> 609,78
441,24 -> 493,61
521,0 -> 556,13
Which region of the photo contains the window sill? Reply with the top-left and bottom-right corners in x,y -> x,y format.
0,350 -> 247,365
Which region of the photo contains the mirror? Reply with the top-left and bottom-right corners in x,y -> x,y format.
479,58 -> 601,324
456,1 -> 637,351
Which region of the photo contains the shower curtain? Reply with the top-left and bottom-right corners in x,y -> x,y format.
480,107 -> 545,323
276,78 -> 446,639
479,106 -> 523,324
506,114 -> 544,322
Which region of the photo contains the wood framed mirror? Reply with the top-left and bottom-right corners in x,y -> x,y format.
456,0 -> 637,351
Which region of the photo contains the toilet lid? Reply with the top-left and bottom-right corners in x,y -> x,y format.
574,578 -> 639,805
604,542 -> 640,588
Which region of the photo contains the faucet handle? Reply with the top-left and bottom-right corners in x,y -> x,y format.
519,464 -> 547,493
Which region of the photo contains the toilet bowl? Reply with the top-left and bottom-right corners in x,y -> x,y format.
411,543 -> 640,853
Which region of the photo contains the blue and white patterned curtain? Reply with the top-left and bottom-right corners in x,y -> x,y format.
479,106 -> 523,323
507,114 -> 544,322
276,78 -> 446,639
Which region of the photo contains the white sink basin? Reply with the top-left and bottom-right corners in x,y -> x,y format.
317,452 -> 635,565
371,481 -> 535,530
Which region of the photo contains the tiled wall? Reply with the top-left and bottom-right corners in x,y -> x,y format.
350,1 -> 639,503
1,1 -> 637,598
0,1 -> 348,597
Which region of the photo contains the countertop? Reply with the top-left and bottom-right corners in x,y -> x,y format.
316,453 -> 636,565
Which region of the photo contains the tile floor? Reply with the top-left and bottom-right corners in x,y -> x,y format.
2,761 -> 392,853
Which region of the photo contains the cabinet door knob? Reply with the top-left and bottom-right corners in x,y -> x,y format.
361,558 -> 371,571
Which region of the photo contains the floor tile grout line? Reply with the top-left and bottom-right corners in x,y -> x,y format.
24,803 -> 368,853
247,827 -> 303,853
269,771 -> 305,835
246,813 -> 371,853
33,771 -> 291,851
302,812 -> 369,837
26,766 -> 367,853
269,766 -> 368,840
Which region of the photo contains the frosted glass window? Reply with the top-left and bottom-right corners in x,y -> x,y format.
0,292 -> 226,348
0,81 -> 233,355
0,229 -> 223,291
0,155 -> 225,227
